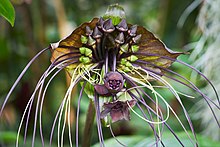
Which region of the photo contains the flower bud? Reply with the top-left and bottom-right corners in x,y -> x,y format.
81,35 -> 88,44
120,58 -> 127,65
131,45 -> 139,52
132,34 -> 142,43
127,55 -> 138,62
116,19 -> 128,32
92,26 -> 103,39
102,19 -> 115,33
97,17 -> 104,29
79,56 -> 91,64
125,61 -> 132,67
115,32 -> 124,44
103,4 -> 126,25
80,47 -> 93,57
120,43 -> 129,52
86,26 -> 93,36
128,25 -> 137,36
87,36 -> 96,46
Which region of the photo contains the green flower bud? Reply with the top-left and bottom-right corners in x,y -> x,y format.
120,58 -> 127,65
125,61 -> 132,67
85,48 -> 92,56
131,45 -> 139,52
122,66 -> 131,72
79,47 -> 86,54
120,43 -> 129,52
80,47 -> 92,57
128,55 -> 138,62
79,56 -> 91,64
81,35 -> 88,44
88,36 -> 96,46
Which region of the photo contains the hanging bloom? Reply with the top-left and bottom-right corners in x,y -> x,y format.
0,4 -> 219,147
101,99 -> 136,123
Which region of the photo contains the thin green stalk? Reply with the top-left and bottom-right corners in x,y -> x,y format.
82,100 -> 95,147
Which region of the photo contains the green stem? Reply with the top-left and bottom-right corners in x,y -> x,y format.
82,100 -> 95,147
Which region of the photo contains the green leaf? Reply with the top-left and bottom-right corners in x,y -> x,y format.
92,132 -> 220,147
0,0 -> 15,27
92,136 -> 146,147
81,81 -> 95,100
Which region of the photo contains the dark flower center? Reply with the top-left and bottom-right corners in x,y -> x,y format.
94,72 -> 124,96
112,102 -> 123,110
79,17 -> 141,72
108,79 -> 122,90
104,72 -> 124,93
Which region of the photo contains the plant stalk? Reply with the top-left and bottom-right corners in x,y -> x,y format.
82,100 -> 95,147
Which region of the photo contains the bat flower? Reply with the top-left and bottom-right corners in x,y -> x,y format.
100,99 -> 137,123
94,71 -> 124,96
1,4 -> 220,147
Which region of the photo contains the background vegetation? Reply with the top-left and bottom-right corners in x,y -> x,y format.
0,0 -> 219,146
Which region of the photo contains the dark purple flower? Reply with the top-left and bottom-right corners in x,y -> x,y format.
0,3 -> 219,147
101,100 -> 136,123
94,71 -> 124,96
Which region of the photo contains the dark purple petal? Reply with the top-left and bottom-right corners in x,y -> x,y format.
102,100 -> 136,123
128,99 -> 137,108
94,84 -> 111,96
100,108 -> 111,119
122,107 -> 130,121
110,109 -> 126,123
103,101 -> 118,109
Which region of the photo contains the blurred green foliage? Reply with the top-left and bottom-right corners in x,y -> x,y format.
0,0 -> 219,146
93,133 -> 220,147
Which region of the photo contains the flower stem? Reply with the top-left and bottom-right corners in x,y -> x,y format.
112,50 -> 116,72
82,99 -> 95,147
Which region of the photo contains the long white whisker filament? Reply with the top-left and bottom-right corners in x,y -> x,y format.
16,60 -> 68,147
138,67 -> 197,145
0,47 -> 49,117
133,69 -> 162,140
57,65 -> 81,147
121,71 -> 170,125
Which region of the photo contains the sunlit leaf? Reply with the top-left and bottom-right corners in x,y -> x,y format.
0,0 -> 15,27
